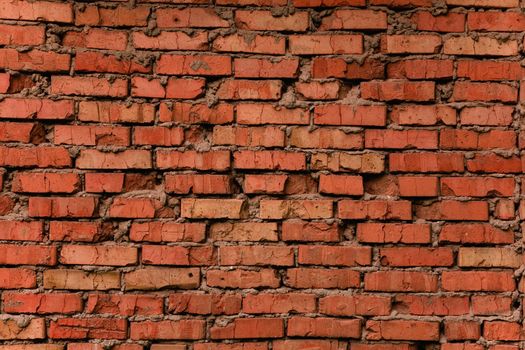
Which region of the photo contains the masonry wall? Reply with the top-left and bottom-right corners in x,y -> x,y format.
0,0 -> 523,348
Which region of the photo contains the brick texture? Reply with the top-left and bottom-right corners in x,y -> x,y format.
0,0 -> 523,348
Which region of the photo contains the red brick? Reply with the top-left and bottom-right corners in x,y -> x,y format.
51,76 -> 127,97
381,35 -> 441,54
156,150 -> 229,170
314,104 -> 386,126
286,268 -> 360,289
237,104 -> 308,124
366,129 -> 438,149
132,77 -> 205,99
3,292 -> 82,314
0,122 -> 41,143
86,294 -> 163,316
157,54 -> 231,75
48,318 -> 127,339
389,152 -> 464,172
195,343 -> 267,350
460,106 -> 513,125
0,268 -> 36,289
468,153 -> 522,173
441,177 -> 514,197
142,245 -> 214,266
366,320 -> 439,341
458,60 -> 525,80
365,271 -> 438,292
398,176 -> 439,197
339,200 -> 412,220
77,150 -> 151,169
0,0 -> 72,22
458,247 -> 520,267
157,8 -> 228,28
0,244 -> 55,265
357,223 -> 431,243
472,295 -> 512,315
108,197 -> 162,218
49,222 -> 103,242
168,293 -> 241,315
0,24 -> 45,45
78,101 -> 155,123
320,10 -> 387,30
371,0 -> 432,6
296,81 -> 340,100
320,295 -> 390,316
440,223 -> 513,244
159,102 -> 233,124
55,125 -> 130,146
452,81 -> 517,102
416,200 -> 489,221
243,174 -> 287,194
293,0 -> 364,5
0,220 -> 43,241
289,34 -> 363,54
287,317 -> 360,338
133,126 -> 184,146
220,246 -> 294,266
282,220 -> 339,242
124,268 -> 200,290
234,58 -> 299,78
468,12 -> 525,31
0,318 -> 45,339
260,199 -> 332,219
440,129 -> 516,150
319,174 -> 363,195
29,197 -> 97,218
217,79 -> 282,100
0,49 -> 70,72
484,322 -> 523,341
44,270 -> 120,290
75,5 -> 150,26
236,10 -> 309,31
211,318 -> 284,339
210,222 -> 278,242
446,0 -> 518,6
444,36 -> 518,56
133,30 -> 207,50
413,12 -> 466,32
234,150 -> 305,171
361,80 -> 435,101
60,245 -> 137,266
243,293 -> 315,314
130,320 -> 205,340
387,59 -> 454,79
63,29 -> 128,51
165,174 -> 230,194
390,105 -> 456,125
181,198 -> 244,219
379,247 -> 453,266
289,127 -> 362,149
442,271 -> 515,291
130,222 -> 205,243
207,269 -> 280,288
12,172 -> 79,194
75,51 -> 151,74
395,295 -> 469,316
213,34 -> 286,54
298,245 -> 371,266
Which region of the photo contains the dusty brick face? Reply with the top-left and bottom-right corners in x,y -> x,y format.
0,0 -> 522,347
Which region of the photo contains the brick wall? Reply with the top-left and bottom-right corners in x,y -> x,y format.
0,0 -> 523,347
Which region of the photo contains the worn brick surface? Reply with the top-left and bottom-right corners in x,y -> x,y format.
0,0 -> 523,348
